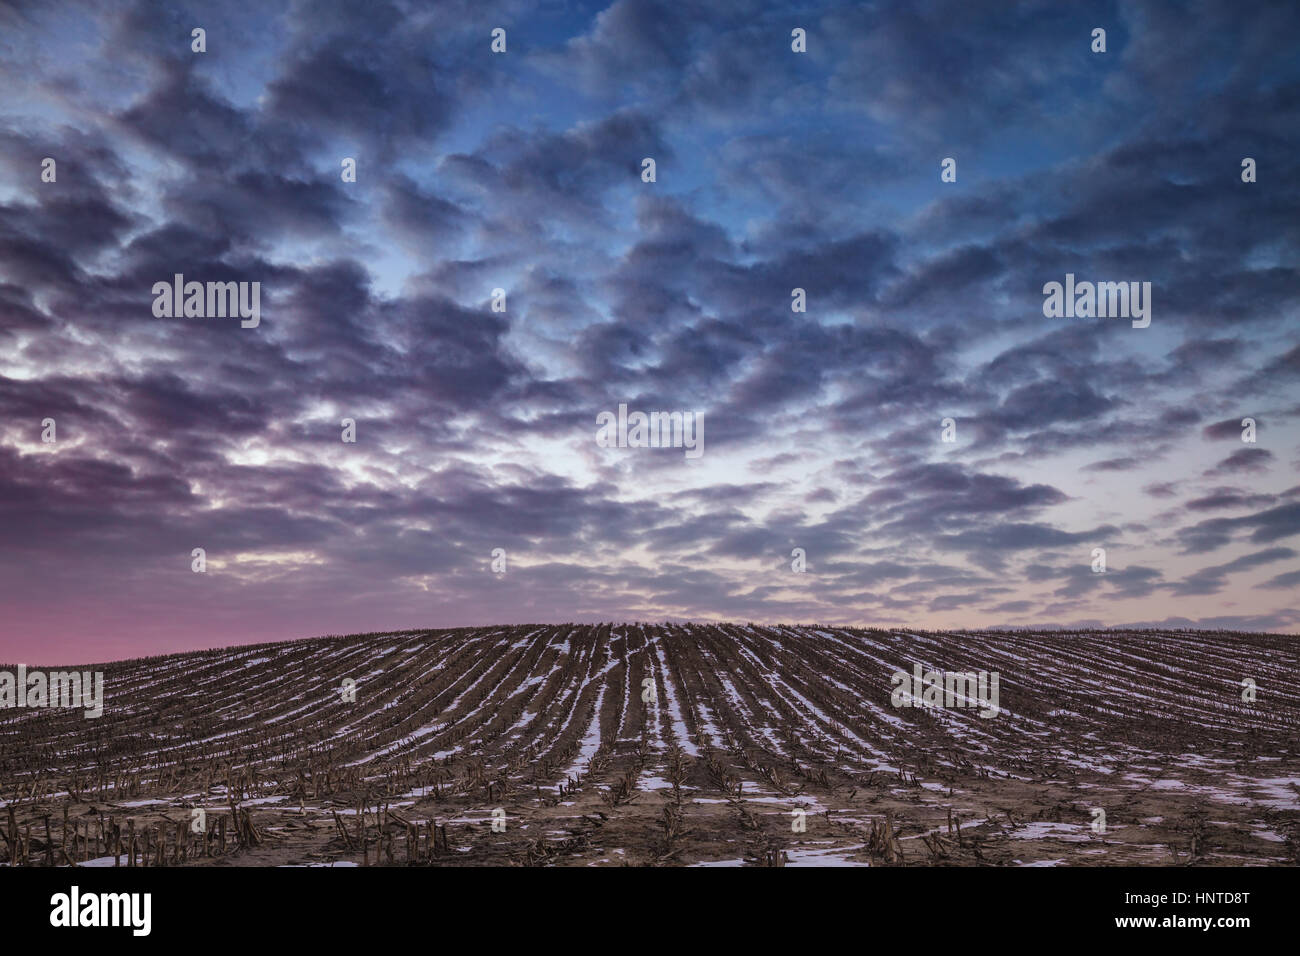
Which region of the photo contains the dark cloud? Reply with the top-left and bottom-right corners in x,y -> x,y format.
1083,456 -> 1142,472
1168,547 -> 1296,597
1256,569 -> 1300,591
1204,448 -> 1275,476
1202,416 -> 1257,441
1178,502 -> 1300,554
0,0 -> 1297,658
1185,488 -> 1277,511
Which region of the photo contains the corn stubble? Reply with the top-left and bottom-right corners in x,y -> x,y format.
1,623 -> 1296,867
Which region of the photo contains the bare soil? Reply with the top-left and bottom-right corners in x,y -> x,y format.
2,624 -> 1297,867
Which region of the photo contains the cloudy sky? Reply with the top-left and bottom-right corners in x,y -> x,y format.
1,0 -> 1297,664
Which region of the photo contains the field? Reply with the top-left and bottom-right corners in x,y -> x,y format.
2,624 -> 1297,867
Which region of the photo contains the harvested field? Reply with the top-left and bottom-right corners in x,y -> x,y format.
2,624 -> 1297,867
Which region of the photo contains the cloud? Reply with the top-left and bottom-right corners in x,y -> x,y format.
1,0 -> 1298,658
1204,448 -> 1275,476
1168,547 -> 1296,597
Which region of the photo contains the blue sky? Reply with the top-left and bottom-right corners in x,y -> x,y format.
0,0 -> 1298,663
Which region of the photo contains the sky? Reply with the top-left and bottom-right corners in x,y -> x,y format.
0,0 -> 1297,664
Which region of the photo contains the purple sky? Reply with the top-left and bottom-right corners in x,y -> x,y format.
1,0 -> 1298,665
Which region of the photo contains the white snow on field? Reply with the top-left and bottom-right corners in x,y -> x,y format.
730,634 -> 890,766
685,695 -> 718,735
225,795 -> 286,807
1203,777 -> 1300,809
564,681 -> 607,780
1120,771 -> 1300,810
264,697 -> 326,724
329,801 -> 415,815
653,643 -> 698,756
785,843 -> 868,866
281,861 -> 359,867
395,785 -> 440,799
713,673 -> 784,753
1008,822 -> 1096,842
13,624 -> 1300,853
345,635 -> 548,765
